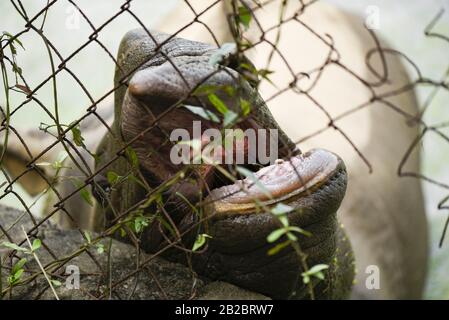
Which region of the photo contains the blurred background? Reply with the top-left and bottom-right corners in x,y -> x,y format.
328,0 -> 449,299
0,0 -> 448,298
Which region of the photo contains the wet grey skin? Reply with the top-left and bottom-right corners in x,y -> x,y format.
94,29 -> 354,299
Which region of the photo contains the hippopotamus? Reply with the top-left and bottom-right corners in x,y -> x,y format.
0,29 -> 353,299
94,29 -> 355,299
0,1 -> 428,299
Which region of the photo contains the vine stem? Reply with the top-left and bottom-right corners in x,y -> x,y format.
21,226 -> 60,300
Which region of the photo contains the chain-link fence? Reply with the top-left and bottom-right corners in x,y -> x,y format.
0,0 -> 448,300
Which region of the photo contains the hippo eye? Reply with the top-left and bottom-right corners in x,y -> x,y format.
223,54 -> 241,71
219,55 -> 259,88
92,175 -> 111,206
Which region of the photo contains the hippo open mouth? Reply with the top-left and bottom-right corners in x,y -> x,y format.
205,150 -> 345,217
100,29 -> 350,299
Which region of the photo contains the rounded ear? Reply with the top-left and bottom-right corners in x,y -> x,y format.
0,129 -> 60,196
1,152 -> 49,196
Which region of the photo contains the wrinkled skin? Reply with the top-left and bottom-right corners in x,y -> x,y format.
91,30 -> 354,299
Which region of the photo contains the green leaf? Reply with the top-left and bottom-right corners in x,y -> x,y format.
79,184 -> 93,207
240,62 -> 257,73
192,234 -> 212,252
2,32 -> 25,50
240,99 -> 251,116
223,85 -> 235,97
84,231 -> 92,244
52,161 -> 63,170
278,215 -> 289,227
223,110 -> 239,127
286,226 -> 312,237
8,269 -> 24,285
14,269 -> 24,280
126,147 -> 139,167
13,37 -> 24,50
237,6 -> 252,29
10,43 -> 17,56
301,264 -> 329,284
236,166 -> 272,199
8,258 -> 27,285
258,69 -> 275,84
267,240 -> 291,256
271,203 -> 295,216
194,85 -> 235,97
71,125 -> 85,147
302,274 -> 310,284
286,232 -> 298,242
53,152 -> 69,170
315,272 -> 325,280
183,105 -> 220,123
207,93 -> 228,114
31,239 -> 41,252
1,242 -> 28,253
11,258 -> 27,275
96,243 -> 105,255
266,228 -> 287,243
307,264 -> 329,275
51,280 -> 62,287
134,214 -> 150,233
72,179 -> 94,207
107,171 -> 120,185
194,84 -> 220,96
2,31 -> 13,38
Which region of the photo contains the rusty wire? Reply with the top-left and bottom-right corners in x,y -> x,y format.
0,0 -> 448,300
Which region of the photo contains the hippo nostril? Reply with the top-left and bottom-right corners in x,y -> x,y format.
128,77 -> 146,98
128,66 -> 182,103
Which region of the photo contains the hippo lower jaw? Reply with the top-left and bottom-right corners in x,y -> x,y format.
189,149 -> 348,299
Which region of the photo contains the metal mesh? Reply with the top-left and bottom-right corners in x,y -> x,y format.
0,0 -> 448,299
